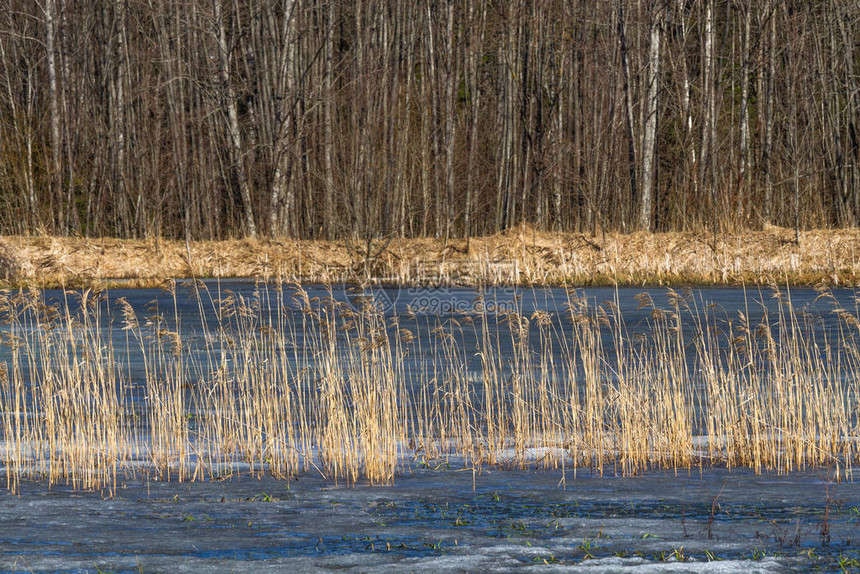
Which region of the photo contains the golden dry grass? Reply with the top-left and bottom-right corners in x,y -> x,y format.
0,282 -> 857,493
1,225 -> 859,288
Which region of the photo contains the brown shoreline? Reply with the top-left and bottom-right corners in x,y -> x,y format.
1,225 -> 858,289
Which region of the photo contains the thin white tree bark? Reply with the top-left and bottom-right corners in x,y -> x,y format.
45,0 -> 62,233
215,0 -> 256,238
639,1 -> 662,230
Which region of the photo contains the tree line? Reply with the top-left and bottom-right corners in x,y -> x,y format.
0,0 -> 857,241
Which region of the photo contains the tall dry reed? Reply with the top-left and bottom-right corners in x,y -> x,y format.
0,282 -> 857,493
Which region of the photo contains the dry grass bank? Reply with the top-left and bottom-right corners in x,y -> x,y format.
1,225 -> 858,287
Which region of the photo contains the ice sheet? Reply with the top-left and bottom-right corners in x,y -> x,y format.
0,467 -> 856,572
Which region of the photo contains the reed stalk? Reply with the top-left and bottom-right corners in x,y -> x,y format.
0,282 -> 857,492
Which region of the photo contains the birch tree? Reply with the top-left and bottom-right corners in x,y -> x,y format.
639,0 -> 663,230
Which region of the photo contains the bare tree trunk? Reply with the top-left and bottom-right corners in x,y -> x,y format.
700,0 -> 717,244
789,4 -> 807,243
553,47 -> 565,231
763,0 -> 775,225
398,7 -> 417,237
618,0 -> 638,230
465,0 -> 486,245
267,0 -> 297,237
424,3 -> 441,237
215,0 -> 256,238
444,0 -> 456,241
675,0 -> 694,227
496,35 -> 512,232
379,5 -> 393,238
640,1 -> 662,231
737,0 -> 752,222
57,0 -> 79,232
45,0 -> 62,233
420,3 -> 435,237
324,0 -> 336,239
113,0 -> 136,236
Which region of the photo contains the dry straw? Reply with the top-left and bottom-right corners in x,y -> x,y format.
0,281 -> 857,494
1,226 -> 859,289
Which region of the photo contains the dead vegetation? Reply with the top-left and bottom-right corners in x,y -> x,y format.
1,226 -> 859,288
0,281 -> 858,493
0,241 -> 28,281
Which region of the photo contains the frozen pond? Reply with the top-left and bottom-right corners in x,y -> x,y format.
0,283 -> 859,571
1,468 -> 857,572
16,280 -> 860,401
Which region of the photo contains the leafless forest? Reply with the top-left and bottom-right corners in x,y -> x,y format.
0,1 -> 857,241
